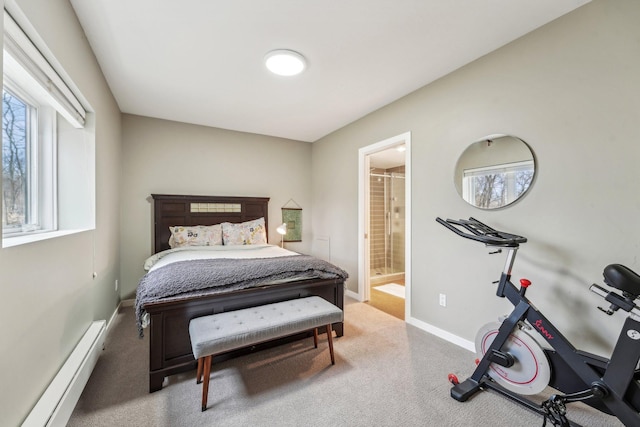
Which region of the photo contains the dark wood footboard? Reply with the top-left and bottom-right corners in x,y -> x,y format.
144,277 -> 344,392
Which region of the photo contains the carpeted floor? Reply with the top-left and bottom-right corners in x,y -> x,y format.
68,298 -> 621,427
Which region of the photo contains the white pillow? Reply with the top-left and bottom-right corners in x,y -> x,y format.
222,217 -> 267,245
168,224 -> 223,248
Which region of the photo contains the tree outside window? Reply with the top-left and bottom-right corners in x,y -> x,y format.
463,161 -> 534,209
2,89 -> 29,231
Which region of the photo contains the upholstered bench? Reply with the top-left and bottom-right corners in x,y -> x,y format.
188,296 -> 344,411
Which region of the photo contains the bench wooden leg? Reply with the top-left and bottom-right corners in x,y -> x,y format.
325,324 -> 335,365
196,357 -> 203,384
201,355 -> 212,411
313,327 -> 319,348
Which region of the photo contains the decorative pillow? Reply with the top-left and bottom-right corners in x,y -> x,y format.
168,224 -> 223,248
222,217 -> 267,245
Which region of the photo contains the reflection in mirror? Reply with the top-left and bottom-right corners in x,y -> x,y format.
455,135 -> 535,209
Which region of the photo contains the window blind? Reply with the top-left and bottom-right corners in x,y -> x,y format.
3,10 -> 86,128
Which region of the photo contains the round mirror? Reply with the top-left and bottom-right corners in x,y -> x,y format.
455,135 -> 535,209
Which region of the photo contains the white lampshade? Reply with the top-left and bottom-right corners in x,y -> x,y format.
276,223 -> 287,235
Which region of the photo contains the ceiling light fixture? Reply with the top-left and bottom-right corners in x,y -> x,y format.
265,49 -> 306,76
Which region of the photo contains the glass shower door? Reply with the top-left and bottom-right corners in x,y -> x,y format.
369,168 -> 405,279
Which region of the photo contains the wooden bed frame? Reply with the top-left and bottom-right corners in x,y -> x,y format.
144,194 -> 345,392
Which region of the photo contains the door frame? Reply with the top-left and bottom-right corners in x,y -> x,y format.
357,131 -> 411,319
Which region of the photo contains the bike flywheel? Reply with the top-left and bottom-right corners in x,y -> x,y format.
475,322 -> 551,395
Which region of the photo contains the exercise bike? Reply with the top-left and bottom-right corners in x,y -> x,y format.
436,217 -> 640,427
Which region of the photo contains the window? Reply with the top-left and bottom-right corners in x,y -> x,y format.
2,89 -> 31,233
2,9 -> 93,245
2,78 -> 56,235
462,160 -> 534,209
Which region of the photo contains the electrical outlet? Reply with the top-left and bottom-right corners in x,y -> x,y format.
115,279 -> 119,292
439,293 -> 447,307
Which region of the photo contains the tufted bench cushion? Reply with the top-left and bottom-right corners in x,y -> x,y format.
188,296 -> 343,411
189,296 -> 343,359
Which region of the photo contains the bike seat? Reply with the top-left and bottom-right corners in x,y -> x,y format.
603,264 -> 640,298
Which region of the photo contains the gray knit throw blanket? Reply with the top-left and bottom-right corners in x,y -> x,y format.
135,255 -> 348,337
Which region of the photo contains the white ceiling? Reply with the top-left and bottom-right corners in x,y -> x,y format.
70,0 -> 590,143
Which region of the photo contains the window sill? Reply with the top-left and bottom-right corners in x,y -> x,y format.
2,229 -> 92,248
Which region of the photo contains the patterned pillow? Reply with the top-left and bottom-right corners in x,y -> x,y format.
168,224 -> 223,248
222,217 -> 267,245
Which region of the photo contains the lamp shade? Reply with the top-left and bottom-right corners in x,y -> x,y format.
276,223 -> 287,235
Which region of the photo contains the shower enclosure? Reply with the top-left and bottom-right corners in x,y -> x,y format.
369,166 -> 405,282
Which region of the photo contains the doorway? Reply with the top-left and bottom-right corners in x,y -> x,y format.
358,132 -> 411,320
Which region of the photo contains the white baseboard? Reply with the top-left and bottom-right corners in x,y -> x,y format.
345,289 -> 363,301
20,298 -> 130,427
21,320 -> 106,427
406,316 -> 475,352
345,289 -> 473,352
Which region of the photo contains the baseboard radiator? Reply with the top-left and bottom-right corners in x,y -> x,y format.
22,320 -> 106,427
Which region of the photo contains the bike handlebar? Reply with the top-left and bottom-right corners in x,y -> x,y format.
436,217 -> 527,247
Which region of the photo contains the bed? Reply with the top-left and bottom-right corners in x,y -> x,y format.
137,194 -> 346,392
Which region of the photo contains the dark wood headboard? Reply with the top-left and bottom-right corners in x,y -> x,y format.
151,194 -> 270,253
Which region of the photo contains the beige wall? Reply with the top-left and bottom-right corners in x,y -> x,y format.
0,0 -> 122,425
3,0 -> 638,424
119,115 -> 313,298
312,0 -> 640,355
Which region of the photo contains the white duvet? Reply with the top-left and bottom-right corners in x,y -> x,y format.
144,244 -> 299,272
